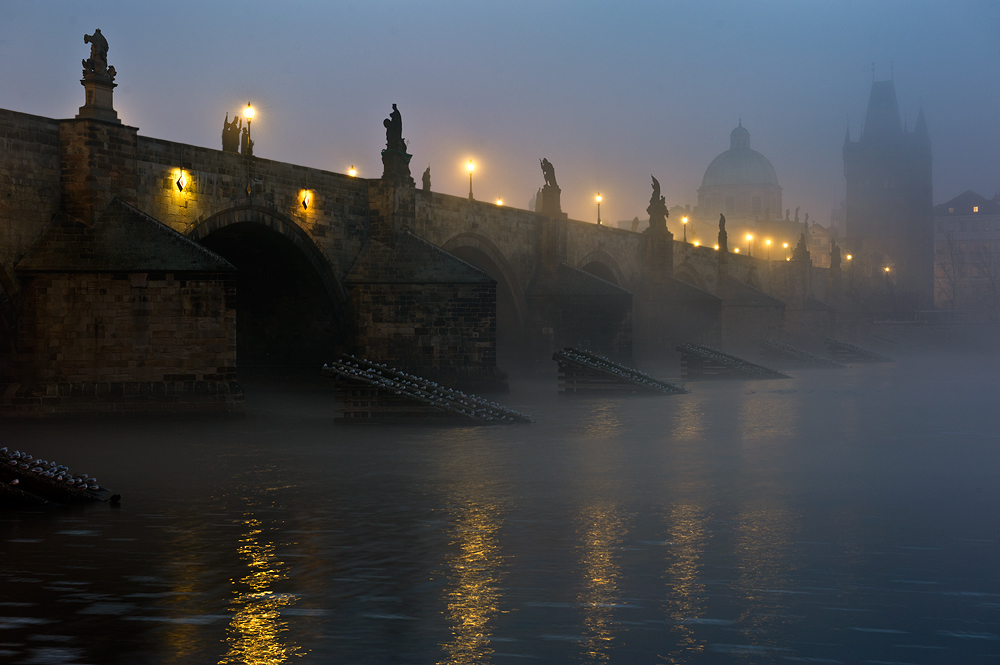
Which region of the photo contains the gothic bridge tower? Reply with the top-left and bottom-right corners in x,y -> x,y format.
843,78 -> 933,309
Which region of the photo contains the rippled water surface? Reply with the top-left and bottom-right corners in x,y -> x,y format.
2,354 -> 999,664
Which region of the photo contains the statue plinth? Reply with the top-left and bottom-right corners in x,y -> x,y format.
538,184 -> 562,218
381,147 -> 413,184
77,74 -> 120,124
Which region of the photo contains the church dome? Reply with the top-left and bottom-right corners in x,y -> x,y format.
700,123 -> 779,188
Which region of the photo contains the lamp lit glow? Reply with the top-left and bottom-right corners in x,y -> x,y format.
243,103 -> 254,122
175,171 -> 187,192
348,165 -> 357,177
301,190 -> 312,210
765,239 -> 771,246
783,242 -> 789,248
467,160 -> 475,173
682,216 -> 688,224
734,248 -> 740,253
595,193 -> 602,225
681,215 -> 689,241
846,254 -> 853,260
693,241 -> 700,247
714,244 -> 719,250
495,198 -> 503,206
745,233 -> 753,242
595,194 -> 602,203
884,266 -> 891,273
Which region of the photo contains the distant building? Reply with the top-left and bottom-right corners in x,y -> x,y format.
697,121 -> 783,227
843,78 -> 933,309
933,190 -> 1000,316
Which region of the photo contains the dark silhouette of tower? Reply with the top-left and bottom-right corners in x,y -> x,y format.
843,78 -> 933,309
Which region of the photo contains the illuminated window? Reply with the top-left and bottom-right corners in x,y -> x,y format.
949,207 -> 954,213
973,206 -> 979,213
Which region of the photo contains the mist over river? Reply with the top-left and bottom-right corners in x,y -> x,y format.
2,354 -> 998,664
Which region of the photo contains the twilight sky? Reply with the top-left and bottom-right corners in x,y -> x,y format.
2,1 -> 998,226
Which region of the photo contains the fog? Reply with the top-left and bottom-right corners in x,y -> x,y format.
2,1 -> 998,223
2,355 -> 999,662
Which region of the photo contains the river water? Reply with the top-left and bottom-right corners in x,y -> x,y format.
1,354 -> 998,664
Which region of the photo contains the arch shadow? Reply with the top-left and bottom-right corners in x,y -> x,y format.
578,249 -> 626,287
187,204 -> 347,366
442,233 -> 527,368
673,262 -> 707,290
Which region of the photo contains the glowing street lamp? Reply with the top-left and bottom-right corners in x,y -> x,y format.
467,160 -> 475,200
682,216 -> 689,242
595,193 -> 602,225
348,165 -> 357,177
745,233 -> 753,257
243,102 -> 255,197
846,254 -> 852,261
495,198 -> 503,206
765,238 -> 772,261
783,242 -> 789,260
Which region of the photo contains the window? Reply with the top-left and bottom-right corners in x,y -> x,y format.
973,206 -> 979,213
949,207 -> 954,213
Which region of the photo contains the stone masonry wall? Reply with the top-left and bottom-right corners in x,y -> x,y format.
15,271 -> 236,384
132,138 -> 371,284
349,281 -> 497,385
0,110 -> 62,278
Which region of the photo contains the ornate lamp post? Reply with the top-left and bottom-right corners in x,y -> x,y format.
467,160 -> 475,200
745,233 -> 753,257
681,216 -> 688,242
595,193 -> 602,225
783,242 -> 789,260
243,102 -> 255,197
765,238 -> 772,261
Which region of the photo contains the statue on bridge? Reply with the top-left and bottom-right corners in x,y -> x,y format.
540,158 -> 558,189
646,175 -> 669,231
82,29 -> 115,81
422,166 -> 431,191
383,103 -> 405,152
381,103 -> 413,181
240,124 -> 254,157
830,240 -> 841,271
792,232 -> 810,261
718,214 -> 728,253
222,113 -> 242,153
537,158 -> 562,217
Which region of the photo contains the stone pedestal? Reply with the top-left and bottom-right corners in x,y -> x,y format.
381,148 -> 413,184
77,76 -> 119,124
640,227 -> 674,283
538,184 -> 562,218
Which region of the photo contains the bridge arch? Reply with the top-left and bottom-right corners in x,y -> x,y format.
442,232 -> 527,367
578,249 -> 626,287
187,204 -> 347,366
673,261 -> 707,290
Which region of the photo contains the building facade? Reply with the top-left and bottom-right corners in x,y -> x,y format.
933,190 -> 1000,317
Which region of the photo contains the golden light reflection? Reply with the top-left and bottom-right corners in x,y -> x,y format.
732,504 -> 796,648
661,503 -> 709,663
219,516 -> 299,665
439,499 -> 505,665
577,503 -> 629,663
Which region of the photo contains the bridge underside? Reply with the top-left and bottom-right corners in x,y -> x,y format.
199,222 -> 345,366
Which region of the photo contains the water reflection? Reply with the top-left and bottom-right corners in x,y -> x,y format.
660,502 -> 710,663
577,503 -> 629,663
732,503 -> 797,648
439,498 -> 505,665
219,516 -> 299,665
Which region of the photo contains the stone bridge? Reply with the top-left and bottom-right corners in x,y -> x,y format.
0,67 -> 834,413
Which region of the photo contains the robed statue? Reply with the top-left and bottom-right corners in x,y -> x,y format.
383,103 -> 404,152
540,158 -> 558,189
222,113 -> 242,153
646,175 -> 669,230
718,214 -> 728,253
830,240 -> 841,271
422,167 -> 431,191
82,29 -> 115,81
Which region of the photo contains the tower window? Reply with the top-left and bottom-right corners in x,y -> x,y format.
973,206 -> 979,213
